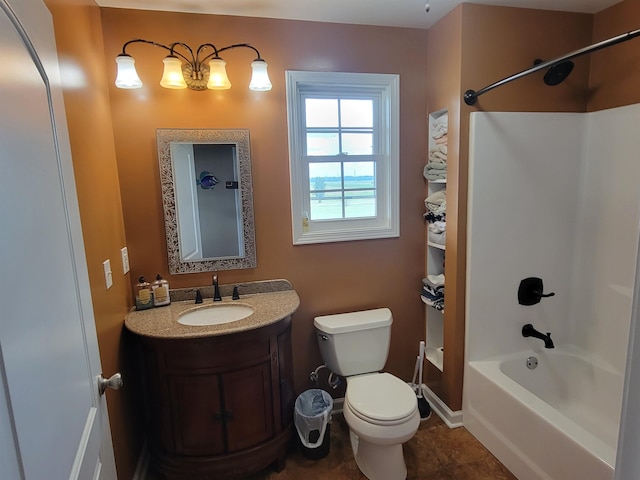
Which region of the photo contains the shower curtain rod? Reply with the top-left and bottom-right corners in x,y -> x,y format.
463,27 -> 640,106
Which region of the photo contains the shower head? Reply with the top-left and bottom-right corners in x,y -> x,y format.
534,58 -> 574,86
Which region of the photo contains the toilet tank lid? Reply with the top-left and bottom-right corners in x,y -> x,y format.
314,308 -> 392,334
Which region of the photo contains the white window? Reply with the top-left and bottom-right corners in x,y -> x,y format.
286,71 -> 400,245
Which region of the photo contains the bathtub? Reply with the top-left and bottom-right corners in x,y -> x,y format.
463,347 -> 623,480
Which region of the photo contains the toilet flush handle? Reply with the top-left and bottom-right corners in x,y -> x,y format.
318,334 -> 329,341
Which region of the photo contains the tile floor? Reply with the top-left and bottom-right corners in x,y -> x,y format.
248,413 -> 516,480
147,413 -> 517,479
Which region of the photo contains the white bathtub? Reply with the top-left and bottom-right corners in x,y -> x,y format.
463,347 -> 623,480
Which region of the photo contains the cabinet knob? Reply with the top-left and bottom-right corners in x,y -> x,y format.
98,373 -> 123,396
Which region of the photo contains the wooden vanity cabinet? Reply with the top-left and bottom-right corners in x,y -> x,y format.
137,316 -> 294,479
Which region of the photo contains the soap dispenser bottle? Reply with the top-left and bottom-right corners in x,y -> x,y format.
135,276 -> 154,310
152,274 -> 170,307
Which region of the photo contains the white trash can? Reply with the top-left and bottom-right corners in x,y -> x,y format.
294,389 -> 333,459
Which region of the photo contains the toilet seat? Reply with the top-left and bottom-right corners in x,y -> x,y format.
346,373 -> 418,426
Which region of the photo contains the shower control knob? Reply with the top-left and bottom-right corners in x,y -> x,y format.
98,372 -> 123,396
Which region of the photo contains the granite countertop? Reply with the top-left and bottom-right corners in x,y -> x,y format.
124,279 -> 300,339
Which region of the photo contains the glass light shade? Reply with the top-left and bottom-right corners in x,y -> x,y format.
249,59 -> 272,91
207,58 -> 232,90
160,56 -> 187,89
115,55 -> 142,89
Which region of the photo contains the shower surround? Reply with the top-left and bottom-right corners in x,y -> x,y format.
464,105 -> 640,479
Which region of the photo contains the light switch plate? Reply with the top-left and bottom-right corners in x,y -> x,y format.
121,247 -> 130,274
103,259 -> 113,289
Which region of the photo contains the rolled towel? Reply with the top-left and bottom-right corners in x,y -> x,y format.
423,275 -> 445,289
424,211 -> 446,222
428,230 -> 446,245
435,134 -> 448,145
424,170 -> 447,181
426,201 -> 446,215
429,150 -> 447,162
428,221 -> 446,233
430,144 -> 448,155
426,190 -> 446,204
425,161 -> 447,170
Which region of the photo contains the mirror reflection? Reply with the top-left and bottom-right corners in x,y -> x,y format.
157,129 -> 256,274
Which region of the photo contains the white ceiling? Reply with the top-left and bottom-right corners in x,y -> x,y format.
95,0 -> 621,29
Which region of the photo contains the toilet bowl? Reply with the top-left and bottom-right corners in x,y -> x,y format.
313,308 -> 420,480
343,373 -> 420,480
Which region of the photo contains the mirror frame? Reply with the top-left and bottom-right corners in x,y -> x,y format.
157,128 -> 256,274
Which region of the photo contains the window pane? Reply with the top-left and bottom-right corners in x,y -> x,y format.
345,190 -> 376,218
310,191 -> 343,220
341,99 -> 373,128
306,99 -> 338,127
307,133 -> 339,156
341,133 -> 373,155
309,162 -> 341,191
344,162 -> 375,190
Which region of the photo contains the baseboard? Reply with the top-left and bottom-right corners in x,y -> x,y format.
132,441 -> 149,480
420,384 -> 464,428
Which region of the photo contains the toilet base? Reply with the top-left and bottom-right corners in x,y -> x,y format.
349,430 -> 407,480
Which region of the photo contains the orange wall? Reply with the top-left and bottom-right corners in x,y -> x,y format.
44,1 -> 142,479
460,4 -> 593,113
425,6 -> 465,408
589,0 -> 640,111
101,8 -> 429,394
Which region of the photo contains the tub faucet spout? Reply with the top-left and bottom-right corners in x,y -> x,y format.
212,274 -> 222,301
522,323 -> 554,349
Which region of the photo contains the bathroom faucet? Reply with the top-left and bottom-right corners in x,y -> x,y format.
212,275 -> 222,301
522,323 -> 554,349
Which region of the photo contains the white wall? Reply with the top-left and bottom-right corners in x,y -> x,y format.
466,111 -> 584,362
569,104 -> 640,370
466,105 -> 640,374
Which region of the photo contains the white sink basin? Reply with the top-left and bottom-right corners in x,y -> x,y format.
178,304 -> 255,326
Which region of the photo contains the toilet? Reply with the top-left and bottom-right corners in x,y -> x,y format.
314,308 -> 419,480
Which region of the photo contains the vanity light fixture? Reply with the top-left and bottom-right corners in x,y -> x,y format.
114,39 -> 272,92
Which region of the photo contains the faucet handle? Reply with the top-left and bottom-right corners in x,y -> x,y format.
232,285 -> 241,300
213,274 -> 222,301
195,289 -> 203,304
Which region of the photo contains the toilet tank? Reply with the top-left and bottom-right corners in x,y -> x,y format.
313,308 -> 392,376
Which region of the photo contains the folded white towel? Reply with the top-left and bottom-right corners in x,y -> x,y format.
426,201 -> 446,215
432,113 -> 448,125
429,150 -> 447,162
424,170 -> 447,181
428,221 -> 446,233
435,135 -> 448,145
426,190 -> 446,205
427,273 -> 445,286
429,144 -> 448,155
428,230 -> 446,245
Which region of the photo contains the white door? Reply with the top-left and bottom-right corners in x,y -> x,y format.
0,0 -> 118,478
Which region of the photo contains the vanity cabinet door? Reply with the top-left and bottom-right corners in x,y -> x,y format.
222,361 -> 274,452
168,374 -> 225,456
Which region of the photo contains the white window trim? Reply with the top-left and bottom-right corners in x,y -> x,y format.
286,70 -> 400,245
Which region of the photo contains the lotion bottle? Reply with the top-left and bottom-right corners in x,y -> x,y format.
152,274 -> 170,307
135,276 -> 154,310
